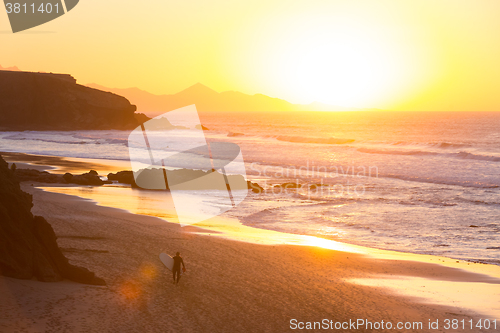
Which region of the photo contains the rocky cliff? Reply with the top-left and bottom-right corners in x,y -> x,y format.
0,155 -> 105,285
0,70 -> 145,130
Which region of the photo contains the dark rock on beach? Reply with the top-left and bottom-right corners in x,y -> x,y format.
108,169 -> 265,193
63,172 -> 74,183
0,155 -> 105,285
247,181 -> 264,193
14,168 -> 61,183
107,170 -> 137,187
70,170 -> 109,186
15,168 -> 110,186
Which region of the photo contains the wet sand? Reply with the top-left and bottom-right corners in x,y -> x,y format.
0,184 -> 499,332
1,151 -> 128,174
1,152 -> 499,332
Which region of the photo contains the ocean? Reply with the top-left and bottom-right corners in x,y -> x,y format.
1,111 -> 499,264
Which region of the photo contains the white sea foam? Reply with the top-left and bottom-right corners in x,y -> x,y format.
1,111 -> 499,263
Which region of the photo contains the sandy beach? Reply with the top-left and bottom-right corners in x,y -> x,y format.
0,153 -> 499,332
0,189 -> 498,331
3,0 -> 500,330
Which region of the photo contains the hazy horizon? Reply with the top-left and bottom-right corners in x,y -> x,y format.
2,0 -> 500,111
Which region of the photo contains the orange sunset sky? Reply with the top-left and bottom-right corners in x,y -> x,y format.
1,0 -> 500,111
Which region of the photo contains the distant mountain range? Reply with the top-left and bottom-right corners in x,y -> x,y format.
0,65 -> 379,115
86,83 -> 380,117
0,65 -> 20,71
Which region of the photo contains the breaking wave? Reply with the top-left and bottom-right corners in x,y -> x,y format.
358,148 -> 500,162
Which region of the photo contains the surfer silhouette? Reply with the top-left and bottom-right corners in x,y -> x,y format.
172,252 -> 186,284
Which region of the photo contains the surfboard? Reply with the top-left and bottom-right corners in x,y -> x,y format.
159,253 -> 174,271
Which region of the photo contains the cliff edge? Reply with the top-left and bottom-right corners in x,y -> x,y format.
0,155 -> 105,285
0,70 -> 144,130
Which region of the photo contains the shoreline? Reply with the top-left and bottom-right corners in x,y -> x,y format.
4,151 -> 499,265
1,184 -> 498,332
2,151 -> 500,326
37,183 -> 500,319
0,151 -> 129,174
